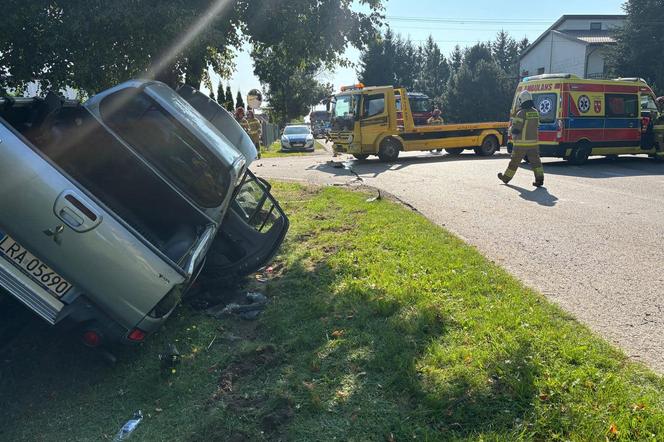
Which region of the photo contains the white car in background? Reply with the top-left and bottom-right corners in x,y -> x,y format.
280,125 -> 315,152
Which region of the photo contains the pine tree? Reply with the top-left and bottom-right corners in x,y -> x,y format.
416,35 -> 449,101
492,30 -> 519,74
224,85 -> 234,112
216,82 -> 224,104
518,37 -> 530,55
236,90 -> 245,109
450,45 -> 463,72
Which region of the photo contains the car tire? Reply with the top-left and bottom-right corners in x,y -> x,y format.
378,138 -> 400,162
568,142 -> 591,165
474,135 -> 498,156
445,148 -> 464,156
353,154 -> 370,161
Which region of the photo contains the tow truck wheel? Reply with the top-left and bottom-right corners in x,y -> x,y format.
445,148 -> 464,156
378,138 -> 400,162
353,154 -> 370,161
474,136 -> 499,156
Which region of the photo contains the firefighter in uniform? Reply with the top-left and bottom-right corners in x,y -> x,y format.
246,109 -> 262,151
498,90 -> 544,187
235,106 -> 249,133
427,108 -> 444,125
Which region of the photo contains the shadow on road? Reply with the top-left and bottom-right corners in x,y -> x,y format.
505,184 -> 559,207
312,151 -> 511,179
542,156 -> 664,179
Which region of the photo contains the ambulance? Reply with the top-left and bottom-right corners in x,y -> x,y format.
511,74 -> 663,164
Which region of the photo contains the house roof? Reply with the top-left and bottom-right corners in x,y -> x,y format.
520,14 -> 625,58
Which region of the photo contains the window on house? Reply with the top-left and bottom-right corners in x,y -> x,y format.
537,67 -> 546,75
590,22 -> 602,30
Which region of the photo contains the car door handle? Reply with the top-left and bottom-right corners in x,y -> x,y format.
54,191 -> 102,233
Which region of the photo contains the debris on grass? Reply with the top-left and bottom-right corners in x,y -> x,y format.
158,343 -> 180,372
112,410 -> 143,441
206,292 -> 269,321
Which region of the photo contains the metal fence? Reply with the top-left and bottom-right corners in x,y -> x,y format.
262,122 -> 280,146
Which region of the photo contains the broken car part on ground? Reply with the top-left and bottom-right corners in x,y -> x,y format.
0,80 -> 288,349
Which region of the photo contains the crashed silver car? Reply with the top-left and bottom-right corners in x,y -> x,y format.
0,80 -> 288,347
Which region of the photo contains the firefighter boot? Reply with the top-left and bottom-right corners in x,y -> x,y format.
533,166 -> 544,187
498,168 -> 515,184
497,173 -> 510,184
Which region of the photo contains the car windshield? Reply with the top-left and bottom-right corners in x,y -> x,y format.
284,126 -> 310,135
331,94 -> 357,119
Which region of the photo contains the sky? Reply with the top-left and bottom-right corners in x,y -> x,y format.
209,0 -> 625,105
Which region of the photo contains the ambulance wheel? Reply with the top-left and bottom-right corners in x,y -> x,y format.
474,135 -> 499,156
568,143 -> 591,165
378,138 -> 400,162
445,148 -> 464,156
353,154 -> 370,161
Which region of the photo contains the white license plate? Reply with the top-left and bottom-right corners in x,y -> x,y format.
0,232 -> 72,298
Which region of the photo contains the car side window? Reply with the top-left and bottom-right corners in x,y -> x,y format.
606,94 -> 638,118
363,94 -> 385,118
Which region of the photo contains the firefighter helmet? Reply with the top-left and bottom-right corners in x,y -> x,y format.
657,96 -> 664,109
517,90 -> 533,107
432,108 -> 441,117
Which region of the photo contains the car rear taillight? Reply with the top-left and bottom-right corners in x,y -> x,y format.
82,330 -> 102,347
127,328 -> 146,342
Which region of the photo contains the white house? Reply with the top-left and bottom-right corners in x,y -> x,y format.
519,15 -> 625,79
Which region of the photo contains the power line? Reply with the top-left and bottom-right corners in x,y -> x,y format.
386,15 -> 554,24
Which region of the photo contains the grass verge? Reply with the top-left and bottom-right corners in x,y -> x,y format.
260,140 -> 327,158
1,183 -> 664,441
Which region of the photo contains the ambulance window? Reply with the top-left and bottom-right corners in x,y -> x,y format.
641,95 -> 658,112
363,94 -> 385,118
606,94 -> 638,118
533,93 -> 557,123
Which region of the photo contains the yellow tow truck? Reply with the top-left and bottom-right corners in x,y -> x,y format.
328,84 -> 509,161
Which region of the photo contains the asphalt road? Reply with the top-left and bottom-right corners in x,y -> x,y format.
253,147 -> 664,372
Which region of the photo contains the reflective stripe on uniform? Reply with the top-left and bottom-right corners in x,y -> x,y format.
513,141 -> 539,148
512,117 -> 524,124
504,168 -> 516,178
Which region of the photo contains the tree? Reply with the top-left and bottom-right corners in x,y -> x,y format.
357,29 -> 420,89
252,44 -> 333,124
0,0 -> 385,94
224,85 -> 234,112
416,36 -> 450,101
450,45 -> 463,73
609,0 -> 664,92
236,90 -> 245,109
443,43 -> 513,124
216,82 -> 225,104
492,31 -> 519,74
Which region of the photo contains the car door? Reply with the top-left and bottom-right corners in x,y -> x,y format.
0,118 -> 184,328
359,93 -> 389,153
200,171 -> 289,286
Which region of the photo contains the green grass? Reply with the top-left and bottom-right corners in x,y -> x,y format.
259,140 -> 326,158
2,183 -> 664,441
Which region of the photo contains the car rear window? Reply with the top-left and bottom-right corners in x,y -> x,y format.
100,88 -> 229,208
533,93 -> 557,123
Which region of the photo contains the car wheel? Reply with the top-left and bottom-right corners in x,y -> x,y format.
378,138 -> 400,162
474,135 -> 498,156
445,148 -> 464,156
353,154 -> 370,161
568,142 -> 591,165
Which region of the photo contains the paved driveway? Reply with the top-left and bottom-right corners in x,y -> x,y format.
253,148 -> 664,372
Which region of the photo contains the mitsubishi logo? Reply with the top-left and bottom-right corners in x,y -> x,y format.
43,225 -> 65,245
